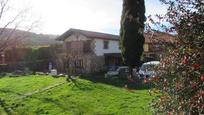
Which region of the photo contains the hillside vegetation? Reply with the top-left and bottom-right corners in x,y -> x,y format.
0,28 -> 59,46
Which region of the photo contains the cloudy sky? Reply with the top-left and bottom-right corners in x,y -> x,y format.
8,0 -> 167,35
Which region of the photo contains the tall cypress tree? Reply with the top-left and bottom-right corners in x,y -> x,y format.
120,0 -> 145,77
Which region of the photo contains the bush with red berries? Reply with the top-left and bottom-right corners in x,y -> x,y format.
147,0 -> 204,114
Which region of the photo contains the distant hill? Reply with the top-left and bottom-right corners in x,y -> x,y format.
0,28 -> 60,46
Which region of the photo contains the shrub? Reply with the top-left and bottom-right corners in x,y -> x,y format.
148,0 -> 204,114
24,47 -> 53,72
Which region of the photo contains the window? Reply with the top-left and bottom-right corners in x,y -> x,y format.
103,41 -> 109,49
144,44 -> 149,52
83,40 -> 91,53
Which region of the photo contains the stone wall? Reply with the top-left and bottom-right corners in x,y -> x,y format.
60,39 -> 105,75
63,54 -> 105,75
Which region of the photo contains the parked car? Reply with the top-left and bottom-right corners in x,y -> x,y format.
105,66 -> 129,77
139,61 -> 160,78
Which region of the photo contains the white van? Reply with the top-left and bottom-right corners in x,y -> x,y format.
139,61 -> 160,78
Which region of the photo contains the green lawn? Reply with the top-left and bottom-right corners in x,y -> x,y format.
0,75 -> 154,115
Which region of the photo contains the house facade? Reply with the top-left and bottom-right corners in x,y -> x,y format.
57,29 -> 122,74
143,32 -> 175,61
57,28 -> 175,74
0,52 -> 5,64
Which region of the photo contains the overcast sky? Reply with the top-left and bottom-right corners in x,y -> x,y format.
8,0 -> 167,35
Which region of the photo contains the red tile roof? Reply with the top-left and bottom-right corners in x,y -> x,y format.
57,28 -> 119,41
144,31 -> 176,43
57,28 -> 176,43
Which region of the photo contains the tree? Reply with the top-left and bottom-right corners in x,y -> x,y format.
120,0 -> 146,77
148,0 -> 204,114
0,0 -> 38,53
24,47 -> 52,72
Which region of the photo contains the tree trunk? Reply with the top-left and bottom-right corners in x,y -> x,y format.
129,65 -> 133,78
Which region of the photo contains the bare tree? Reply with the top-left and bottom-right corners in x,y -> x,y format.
0,0 -> 39,53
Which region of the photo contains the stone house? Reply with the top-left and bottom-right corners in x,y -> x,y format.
57,28 -> 175,74
56,28 -> 121,74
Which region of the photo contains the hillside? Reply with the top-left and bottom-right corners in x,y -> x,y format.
0,28 -> 59,46
0,75 -> 154,115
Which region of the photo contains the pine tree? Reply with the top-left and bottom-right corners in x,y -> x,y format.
120,0 -> 146,77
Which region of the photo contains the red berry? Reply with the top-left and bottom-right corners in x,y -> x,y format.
144,79 -> 147,83
168,112 -> 172,115
192,63 -> 200,70
200,75 -> 204,82
181,56 -> 188,64
191,82 -> 197,89
176,82 -> 181,90
152,75 -> 158,81
144,78 -> 149,84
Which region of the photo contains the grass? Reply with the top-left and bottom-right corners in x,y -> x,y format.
0,75 -> 154,115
